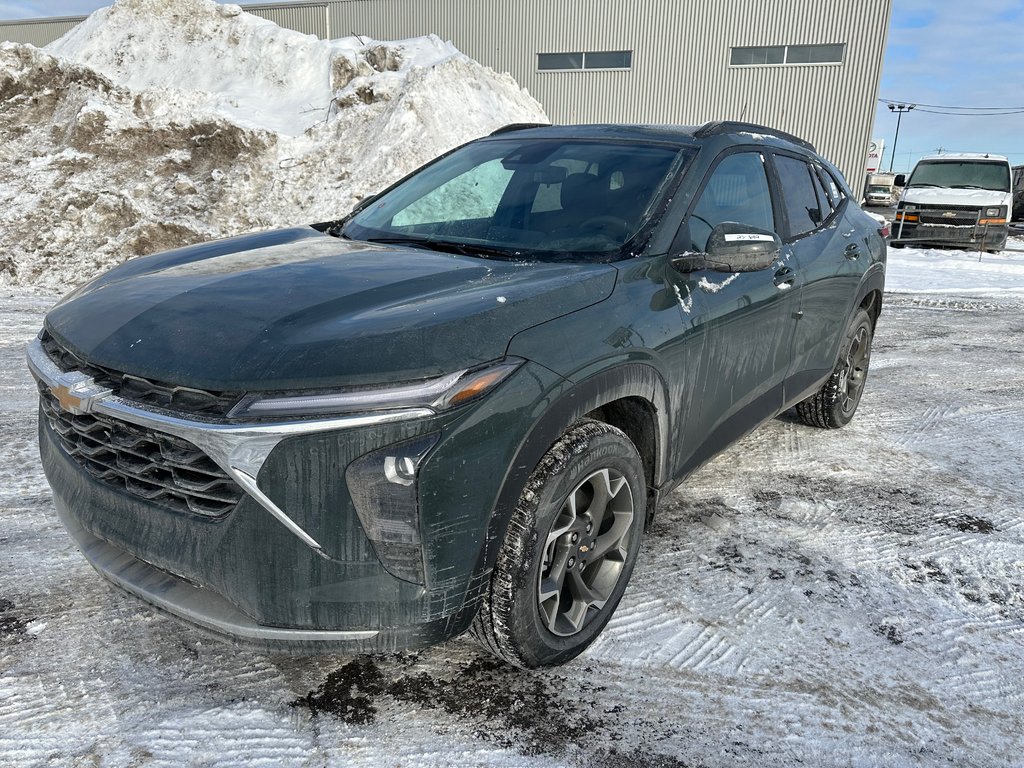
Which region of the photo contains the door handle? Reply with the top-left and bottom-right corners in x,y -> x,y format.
844,243 -> 861,259
773,266 -> 796,288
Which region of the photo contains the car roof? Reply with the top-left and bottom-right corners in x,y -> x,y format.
918,152 -> 1010,163
485,121 -> 816,153
486,123 -> 702,144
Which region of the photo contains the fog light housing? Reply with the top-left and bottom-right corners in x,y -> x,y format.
346,433 -> 440,585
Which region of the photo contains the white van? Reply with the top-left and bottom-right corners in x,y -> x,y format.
892,153 -> 1012,251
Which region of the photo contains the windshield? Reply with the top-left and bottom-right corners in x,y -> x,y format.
868,185 -> 890,194
342,138 -> 687,262
907,160 -> 1011,192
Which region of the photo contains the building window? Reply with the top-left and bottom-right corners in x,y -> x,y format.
538,50 -> 633,71
730,46 -> 785,66
785,44 -> 845,64
730,43 -> 845,66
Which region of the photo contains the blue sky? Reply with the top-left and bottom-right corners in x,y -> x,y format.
3,1 -> 1022,173
874,0 -> 1024,171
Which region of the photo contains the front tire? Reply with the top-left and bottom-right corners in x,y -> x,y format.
470,419 -> 646,668
796,308 -> 874,429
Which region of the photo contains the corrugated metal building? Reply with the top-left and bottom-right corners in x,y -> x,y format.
1,0 -> 893,185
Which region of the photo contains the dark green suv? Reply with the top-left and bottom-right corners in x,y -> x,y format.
29,122 -> 885,668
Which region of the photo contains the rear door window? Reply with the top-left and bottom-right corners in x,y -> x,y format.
773,154 -> 828,238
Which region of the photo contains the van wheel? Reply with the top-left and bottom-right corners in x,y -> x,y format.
796,308 -> 874,429
470,419 -> 645,668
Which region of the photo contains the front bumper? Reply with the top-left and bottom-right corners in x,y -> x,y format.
53,498 -> 390,652
30,338 -> 563,651
891,212 -> 1008,250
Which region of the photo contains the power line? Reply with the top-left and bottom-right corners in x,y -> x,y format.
911,107 -> 1024,116
878,98 -> 1024,111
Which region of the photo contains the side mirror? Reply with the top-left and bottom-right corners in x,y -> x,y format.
894,174 -> 906,187
699,222 -> 781,272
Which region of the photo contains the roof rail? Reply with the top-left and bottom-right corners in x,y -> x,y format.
694,121 -> 815,152
489,123 -> 552,136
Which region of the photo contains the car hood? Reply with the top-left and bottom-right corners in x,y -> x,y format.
44,227 -> 617,391
900,187 -> 1011,207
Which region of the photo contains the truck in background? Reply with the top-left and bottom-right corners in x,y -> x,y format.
892,153 -> 1013,252
863,172 -> 897,207
1012,165 -> 1023,222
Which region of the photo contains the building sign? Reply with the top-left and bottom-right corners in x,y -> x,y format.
866,138 -> 884,173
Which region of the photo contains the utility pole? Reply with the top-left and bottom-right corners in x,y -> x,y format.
887,103 -> 915,173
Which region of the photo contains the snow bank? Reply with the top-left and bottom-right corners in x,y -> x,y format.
0,0 -> 547,291
886,237 -> 1024,295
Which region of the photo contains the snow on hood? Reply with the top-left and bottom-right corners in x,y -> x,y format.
900,186 -> 1010,207
0,0 -> 547,291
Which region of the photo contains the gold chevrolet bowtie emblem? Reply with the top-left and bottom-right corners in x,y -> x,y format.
51,384 -> 86,413
47,372 -> 112,416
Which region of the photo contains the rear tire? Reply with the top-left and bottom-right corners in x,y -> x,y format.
796,308 -> 874,429
470,419 -> 645,668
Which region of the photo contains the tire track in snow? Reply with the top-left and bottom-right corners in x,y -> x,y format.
137,706 -> 313,768
5,293 -> 1024,766
660,625 -> 729,671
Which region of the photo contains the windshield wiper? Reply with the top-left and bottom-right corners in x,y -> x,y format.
363,236 -> 523,260
908,182 -> 939,188
429,240 -> 525,260
359,236 -> 439,251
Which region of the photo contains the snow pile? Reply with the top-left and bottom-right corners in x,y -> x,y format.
0,0 -> 547,291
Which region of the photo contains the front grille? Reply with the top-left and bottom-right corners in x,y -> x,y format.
917,205 -> 981,227
40,331 -> 242,418
39,384 -> 244,517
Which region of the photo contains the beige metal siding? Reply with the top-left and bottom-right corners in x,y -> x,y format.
0,17 -> 84,47
323,0 -> 892,185
245,3 -> 330,37
0,0 -> 891,183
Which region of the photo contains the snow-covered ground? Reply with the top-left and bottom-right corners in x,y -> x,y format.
2,244 -> 1023,767
886,243 -> 1024,294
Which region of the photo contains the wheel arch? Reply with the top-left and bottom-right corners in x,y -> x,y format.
855,265 -> 885,328
475,363 -> 669,583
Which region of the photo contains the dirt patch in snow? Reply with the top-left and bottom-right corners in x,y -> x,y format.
292,655 -> 609,754
0,597 -> 33,645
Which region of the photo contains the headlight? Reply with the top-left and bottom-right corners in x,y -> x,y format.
980,206 -> 1007,225
227,357 -> 524,420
